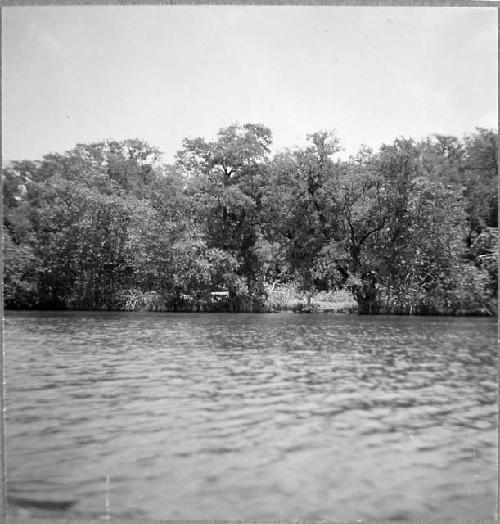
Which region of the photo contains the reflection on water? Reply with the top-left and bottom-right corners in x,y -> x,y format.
4,312 -> 497,520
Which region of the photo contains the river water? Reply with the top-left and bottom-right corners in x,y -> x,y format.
3,312 -> 498,520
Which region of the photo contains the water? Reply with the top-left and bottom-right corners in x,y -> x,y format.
3,312 -> 498,520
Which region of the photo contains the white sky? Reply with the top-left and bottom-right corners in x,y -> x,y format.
2,6 -> 498,163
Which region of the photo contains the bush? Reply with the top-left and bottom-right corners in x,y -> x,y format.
115,289 -> 166,312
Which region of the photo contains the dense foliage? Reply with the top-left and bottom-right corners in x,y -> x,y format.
3,127 -> 497,314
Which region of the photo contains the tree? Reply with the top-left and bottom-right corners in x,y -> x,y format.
177,123 -> 273,301
265,131 -> 341,300
3,227 -> 40,308
2,127 -> 496,315
462,128 -> 498,233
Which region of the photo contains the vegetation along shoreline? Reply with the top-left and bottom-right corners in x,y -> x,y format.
3,124 -> 497,317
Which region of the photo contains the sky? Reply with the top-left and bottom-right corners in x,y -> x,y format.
2,6 -> 498,163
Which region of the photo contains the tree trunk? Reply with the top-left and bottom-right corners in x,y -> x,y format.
355,273 -> 380,314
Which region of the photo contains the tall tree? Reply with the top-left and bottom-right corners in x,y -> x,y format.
177,123 -> 272,302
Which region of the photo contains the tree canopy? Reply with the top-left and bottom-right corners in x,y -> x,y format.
3,125 -> 498,315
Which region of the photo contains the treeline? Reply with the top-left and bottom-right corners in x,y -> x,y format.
3,125 -> 498,315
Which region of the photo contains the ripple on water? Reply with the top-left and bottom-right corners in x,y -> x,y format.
4,312 -> 497,521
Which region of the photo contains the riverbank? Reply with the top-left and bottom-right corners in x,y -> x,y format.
264,286 -> 358,313
107,287 -> 359,313
5,285 -> 496,316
